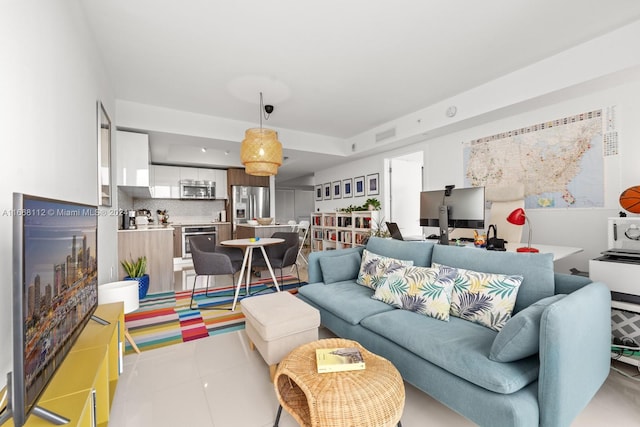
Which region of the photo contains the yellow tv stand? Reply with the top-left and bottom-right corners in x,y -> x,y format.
5,302 -> 124,427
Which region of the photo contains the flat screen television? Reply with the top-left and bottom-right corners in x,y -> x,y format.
6,193 -> 98,426
420,187 -> 485,243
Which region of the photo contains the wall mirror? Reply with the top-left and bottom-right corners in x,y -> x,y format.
98,101 -> 112,206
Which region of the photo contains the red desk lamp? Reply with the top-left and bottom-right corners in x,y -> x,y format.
506,208 -> 539,253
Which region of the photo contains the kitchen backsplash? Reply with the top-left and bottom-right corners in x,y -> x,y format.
123,197 -> 226,223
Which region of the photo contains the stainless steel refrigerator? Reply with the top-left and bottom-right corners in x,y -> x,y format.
231,185 -> 270,230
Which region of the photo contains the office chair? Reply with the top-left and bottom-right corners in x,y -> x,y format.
188,235 -> 243,310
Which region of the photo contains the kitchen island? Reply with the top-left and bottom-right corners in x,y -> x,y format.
236,223 -> 294,239
118,225 -> 174,293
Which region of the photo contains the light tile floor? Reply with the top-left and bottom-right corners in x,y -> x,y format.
109,326 -> 640,427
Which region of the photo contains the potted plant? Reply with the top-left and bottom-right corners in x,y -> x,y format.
364,198 -> 381,211
121,256 -> 149,299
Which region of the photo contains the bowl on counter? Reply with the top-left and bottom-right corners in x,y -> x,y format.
256,217 -> 273,225
247,219 -> 259,226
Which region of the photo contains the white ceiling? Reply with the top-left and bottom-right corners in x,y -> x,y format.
81,0 -> 640,183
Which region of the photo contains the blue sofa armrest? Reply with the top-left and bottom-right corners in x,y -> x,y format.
308,246 -> 365,283
538,281 -> 611,427
554,272 -> 592,295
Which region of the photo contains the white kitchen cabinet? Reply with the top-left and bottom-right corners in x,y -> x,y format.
179,167 -> 199,181
214,169 -> 227,199
198,168 -> 216,182
151,165 -> 181,199
117,131 -> 150,186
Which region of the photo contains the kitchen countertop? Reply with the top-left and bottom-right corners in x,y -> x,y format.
118,225 -> 174,232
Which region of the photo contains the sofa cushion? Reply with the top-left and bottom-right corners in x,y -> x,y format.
433,263 -> 523,331
360,309 -> 540,394
365,236 -> 434,267
297,281 -> 394,325
318,251 -> 362,284
372,265 -> 454,321
308,246 -> 365,284
432,245 -> 555,313
490,294 -> 566,362
356,249 -> 413,290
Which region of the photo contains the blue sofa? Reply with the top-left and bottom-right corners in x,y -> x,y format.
298,237 -> 611,427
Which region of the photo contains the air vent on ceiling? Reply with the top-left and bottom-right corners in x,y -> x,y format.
375,127 -> 396,143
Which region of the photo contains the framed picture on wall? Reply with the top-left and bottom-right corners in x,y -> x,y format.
354,176 -> 365,197
324,182 -> 331,200
315,184 -> 323,201
332,181 -> 341,199
367,173 -> 380,196
343,178 -> 353,198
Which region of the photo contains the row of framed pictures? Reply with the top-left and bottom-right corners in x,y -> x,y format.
315,173 -> 379,201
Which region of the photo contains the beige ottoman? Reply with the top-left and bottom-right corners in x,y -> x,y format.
242,291 -> 320,380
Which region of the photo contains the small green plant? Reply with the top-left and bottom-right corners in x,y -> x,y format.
339,198 -> 381,213
369,216 -> 390,238
121,256 -> 147,278
364,198 -> 381,210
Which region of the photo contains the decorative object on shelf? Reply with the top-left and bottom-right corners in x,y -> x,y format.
240,92 -> 283,176
121,256 -> 150,298
473,230 -> 487,248
343,178 -> 353,198
339,198 -> 381,213
365,198 -> 381,211
323,182 -> 331,200
369,216 -> 390,238
366,173 -> 380,196
315,184 -> 323,201
619,185 -> 640,214
332,181 -> 342,199
156,209 -> 169,224
506,208 -> 539,252
354,176 -> 365,197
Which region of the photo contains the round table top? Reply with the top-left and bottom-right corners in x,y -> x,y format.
274,338 -> 405,427
220,237 -> 284,248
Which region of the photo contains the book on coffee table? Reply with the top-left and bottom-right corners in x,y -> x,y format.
316,347 -> 366,373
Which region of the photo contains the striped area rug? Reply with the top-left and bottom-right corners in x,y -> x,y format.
124,275 -> 305,354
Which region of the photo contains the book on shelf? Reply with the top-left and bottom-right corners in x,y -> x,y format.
316,347 -> 366,373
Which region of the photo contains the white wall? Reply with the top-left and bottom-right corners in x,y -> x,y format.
0,1 -> 117,382
315,76 -> 640,275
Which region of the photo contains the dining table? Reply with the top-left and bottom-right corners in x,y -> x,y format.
220,237 -> 285,311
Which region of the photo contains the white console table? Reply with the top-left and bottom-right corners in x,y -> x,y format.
504,243 -> 583,261
435,241 -> 583,261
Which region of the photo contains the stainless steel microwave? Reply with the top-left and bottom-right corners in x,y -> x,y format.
180,180 -> 216,199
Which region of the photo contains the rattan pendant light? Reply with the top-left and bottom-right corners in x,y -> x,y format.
240,92 -> 283,176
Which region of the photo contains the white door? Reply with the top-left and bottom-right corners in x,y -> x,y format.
389,152 -> 423,237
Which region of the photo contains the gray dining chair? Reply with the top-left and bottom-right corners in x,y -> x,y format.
252,232 -> 301,285
189,235 -> 243,310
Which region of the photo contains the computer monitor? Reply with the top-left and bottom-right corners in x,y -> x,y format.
419,187 -> 485,244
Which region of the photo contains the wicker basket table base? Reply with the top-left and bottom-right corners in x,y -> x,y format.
273,338 -> 405,427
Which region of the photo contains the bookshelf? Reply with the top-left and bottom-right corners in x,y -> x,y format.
310,211 -> 379,251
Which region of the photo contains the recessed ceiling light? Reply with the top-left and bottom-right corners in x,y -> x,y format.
201,147 -> 207,153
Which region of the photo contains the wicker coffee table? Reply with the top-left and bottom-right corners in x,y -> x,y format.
273,338 -> 405,427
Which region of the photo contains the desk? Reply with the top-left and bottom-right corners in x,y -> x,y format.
426,240 -> 582,261
221,238 -> 284,311
504,243 -> 582,261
